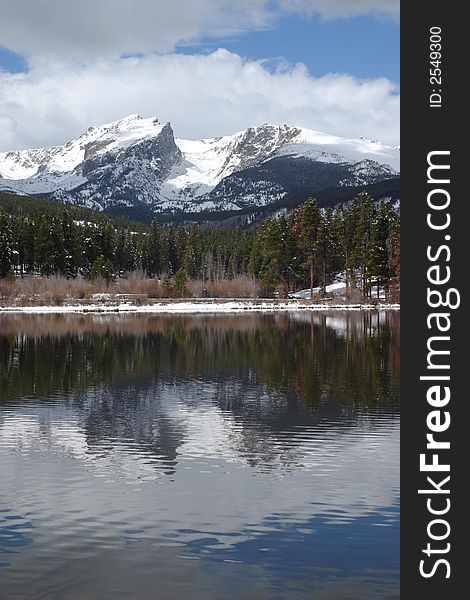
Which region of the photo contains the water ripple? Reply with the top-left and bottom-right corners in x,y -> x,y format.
0,312 -> 399,599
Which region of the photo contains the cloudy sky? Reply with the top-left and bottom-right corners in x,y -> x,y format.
0,0 -> 399,151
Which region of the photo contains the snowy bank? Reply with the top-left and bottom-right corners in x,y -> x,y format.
289,282 -> 347,299
0,300 -> 400,314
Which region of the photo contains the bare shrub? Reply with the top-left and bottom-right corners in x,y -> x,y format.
44,289 -> 67,306
70,279 -> 94,299
188,277 -> 258,298
0,279 -> 18,305
114,272 -> 165,298
388,279 -> 400,303
0,275 -> 94,305
188,280 -> 207,298
16,276 -> 48,298
275,282 -> 289,299
0,273 -> 261,305
344,286 -> 365,303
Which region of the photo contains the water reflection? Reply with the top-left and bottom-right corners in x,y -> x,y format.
0,312 -> 399,599
0,312 -> 399,408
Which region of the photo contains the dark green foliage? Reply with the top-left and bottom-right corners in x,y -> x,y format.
0,210 -> 15,278
90,256 -> 114,283
295,197 -> 321,297
250,216 -> 296,295
0,191 -> 400,299
368,203 -> 400,297
147,177 -> 400,226
173,267 -> 189,296
0,312 -> 399,410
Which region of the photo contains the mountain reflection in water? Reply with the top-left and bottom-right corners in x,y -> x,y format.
0,312 -> 399,600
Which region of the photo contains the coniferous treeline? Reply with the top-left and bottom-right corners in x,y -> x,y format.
0,191 -> 399,298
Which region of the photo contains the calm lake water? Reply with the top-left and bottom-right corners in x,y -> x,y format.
0,312 -> 399,599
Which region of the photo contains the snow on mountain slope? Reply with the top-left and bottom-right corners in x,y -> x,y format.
0,181 -> 29,196
0,115 -> 165,178
157,124 -> 301,204
0,115 -> 168,193
277,129 -> 400,171
168,124 -> 399,193
0,115 -> 399,215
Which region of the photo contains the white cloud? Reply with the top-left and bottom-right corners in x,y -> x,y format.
0,0 -> 399,60
0,50 -> 399,151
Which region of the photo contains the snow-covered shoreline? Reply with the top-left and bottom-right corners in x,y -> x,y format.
0,300 -> 400,314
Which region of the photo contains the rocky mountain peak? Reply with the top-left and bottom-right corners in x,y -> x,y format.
0,115 -> 399,218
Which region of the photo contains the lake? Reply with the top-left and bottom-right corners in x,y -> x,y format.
0,311 -> 399,599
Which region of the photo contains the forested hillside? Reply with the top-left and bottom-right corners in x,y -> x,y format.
0,191 -> 399,300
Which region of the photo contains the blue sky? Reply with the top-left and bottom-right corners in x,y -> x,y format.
1,13 -> 399,83
178,14 -> 399,84
0,47 -> 27,73
0,1 -> 400,151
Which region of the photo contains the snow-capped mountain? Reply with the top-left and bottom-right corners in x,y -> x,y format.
0,114 -> 399,217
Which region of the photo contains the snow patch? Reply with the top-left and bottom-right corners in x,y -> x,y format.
0,301 -> 400,314
0,116 -> 400,213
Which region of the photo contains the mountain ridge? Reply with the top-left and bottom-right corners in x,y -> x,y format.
0,114 -> 400,217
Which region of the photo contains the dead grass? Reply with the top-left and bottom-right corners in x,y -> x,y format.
1,276 -> 97,306
188,276 -> 258,298
0,279 -> 16,305
0,273 -> 398,306
113,272 -> 166,298
0,273 -> 259,306
0,276 -> 98,306
342,287 -> 365,303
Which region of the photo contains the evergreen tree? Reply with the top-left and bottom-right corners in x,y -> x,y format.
338,202 -> 360,293
0,210 -> 14,278
90,256 -> 114,283
61,210 -> 80,277
351,192 -> 375,296
35,213 -> 55,275
0,189 -> 400,297
184,224 -> 201,279
369,203 -> 399,299
147,219 -> 161,276
82,226 -> 100,278
173,267 -> 189,296
314,208 -> 336,293
175,226 -> 187,273
166,228 -> 178,275
297,198 -> 320,298
23,220 -> 36,274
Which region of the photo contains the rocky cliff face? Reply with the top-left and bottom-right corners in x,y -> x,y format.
0,115 -> 400,217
